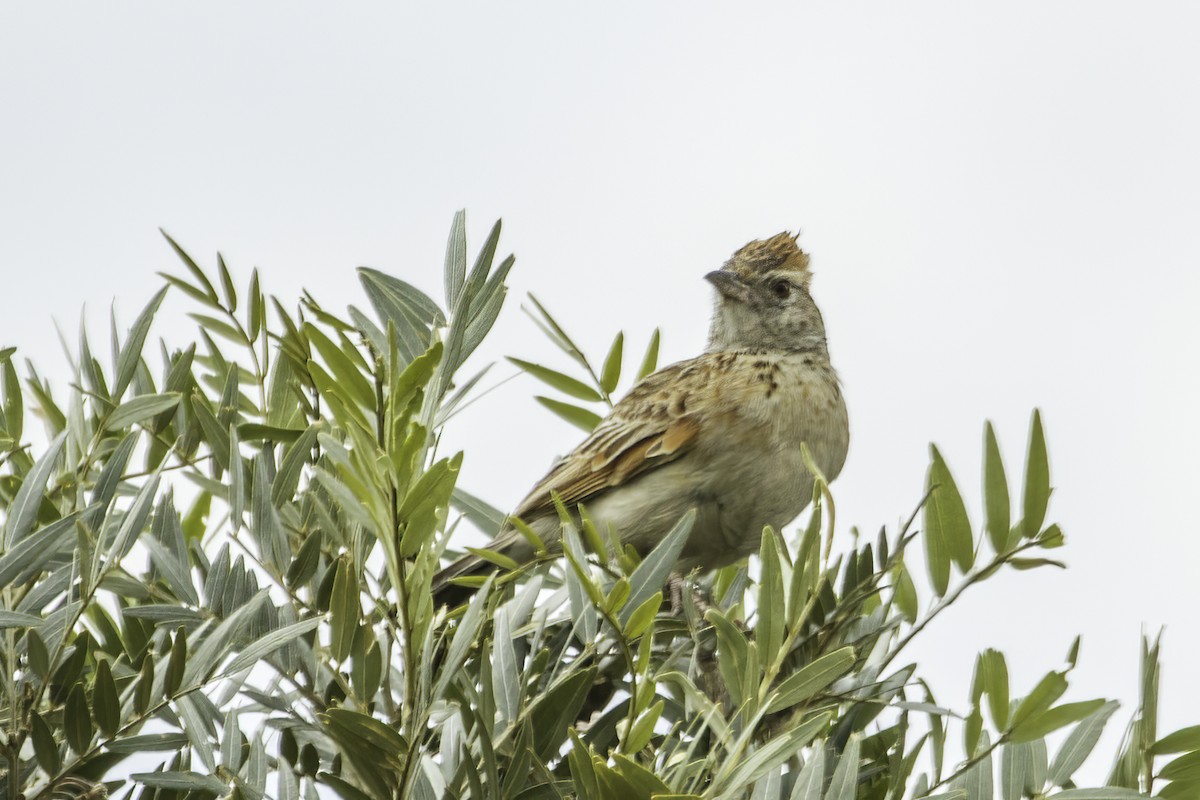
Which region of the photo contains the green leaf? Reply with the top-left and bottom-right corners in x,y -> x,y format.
611,753 -> 671,794
827,735 -> 862,800
508,357 -> 603,402
530,667 -> 599,761
113,286 -> 169,401
135,655 -> 154,714
983,421 -> 1010,553
1066,635 -> 1081,667
957,729 -> 994,800
305,322 -> 375,411
191,394 -> 230,471
188,311 -> 244,344
791,747 -> 825,800
398,452 -> 461,557
434,575 -> 493,699
182,491 -> 211,542
161,230 -> 218,299
982,649 -> 1010,729
1048,700 -> 1119,785
444,210 -> 468,311
247,267 -> 263,340
925,444 -> 975,575
273,423 -> 320,506
31,710 -> 61,774
600,331 -> 624,394
164,626 -> 187,698
133,772 -> 230,793
107,733 -> 190,753
357,267 -> 443,364
894,562 -> 919,622
492,607 -> 519,724
568,731 -> 601,800
460,255 -> 514,364
251,454 -> 290,569
65,683 -> 94,754
1038,524 -> 1065,549
620,509 -> 695,624
623,592 -> 661,640
2,357 -> 23,444
27,630 -> 49,677
757,527 -> 785,669
462,218 -> 502,307
329,556 -> 359,662
1011,699 -> 1107,743
1022,409 -> 1051,538
221,709 -> 243,774
105,392 -> 181,430
228,423 -> 246,531
716,711 -> 830,792
463,546 -> 518,571
93,659 -> 121,736
765,646 -> 856,713
108,470 -> 162,562
1153,724 -> 1200,755
1046,791 -> 1148,799
323,708 -> 408,759
286,528 -> 323,588
217,252 -> 237,310
964,705 -> 984,759
637,328 -> 660,380
1008,557 -> 1066,571
525,293 -> 590,370
535,395 -> 603,432
624,700 -> 664,754
1158,749 -> 1200,782
450,486 -> 507,538
0,609 -> 42,628
1010,671 -> 1068,731
3,430 -> 66,546
219,615 -> 325,678
236,422 -> 305,443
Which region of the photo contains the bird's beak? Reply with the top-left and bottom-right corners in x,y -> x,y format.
705,270 -> 749,302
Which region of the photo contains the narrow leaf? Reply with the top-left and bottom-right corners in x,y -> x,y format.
508,357 -> 603,401
1022,409 -> 1051,538
620,509 -> 695,623
600,331 -> 624,395
3,431 -> 66,546
1048,700 -> 1119,785
113,287 -> 169,401
766,647 -> 856,713
983,421 -> 1011,553
926,444 -> 974,574
535,396 -> 602,432
105,392 -> 180,430
637,328 -> 660,380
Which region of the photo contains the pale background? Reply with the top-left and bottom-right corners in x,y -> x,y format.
4,0 -> 1199,784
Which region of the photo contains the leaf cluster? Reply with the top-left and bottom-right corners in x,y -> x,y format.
0,215 -> 1192,800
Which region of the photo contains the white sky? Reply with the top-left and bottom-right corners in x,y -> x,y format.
4,0 -> 1199,785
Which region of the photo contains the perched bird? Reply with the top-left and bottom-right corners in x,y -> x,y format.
433,232 -> 849,602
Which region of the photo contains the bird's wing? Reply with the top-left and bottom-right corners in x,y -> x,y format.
510,352 -> 746,521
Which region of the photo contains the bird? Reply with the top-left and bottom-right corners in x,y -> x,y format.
432,231 -> 849,603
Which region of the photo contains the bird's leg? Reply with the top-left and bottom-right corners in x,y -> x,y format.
668,572 -> 687,615
668,572 -> 720,624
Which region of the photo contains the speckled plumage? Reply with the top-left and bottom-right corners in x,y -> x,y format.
433,231 -> 849,599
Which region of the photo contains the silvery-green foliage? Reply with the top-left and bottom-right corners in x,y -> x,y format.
0,214 -> 1193,800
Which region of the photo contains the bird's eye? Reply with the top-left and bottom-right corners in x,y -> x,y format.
770,279 -> 791,299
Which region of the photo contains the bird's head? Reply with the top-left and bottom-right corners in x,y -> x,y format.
705,231 -> 829,354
